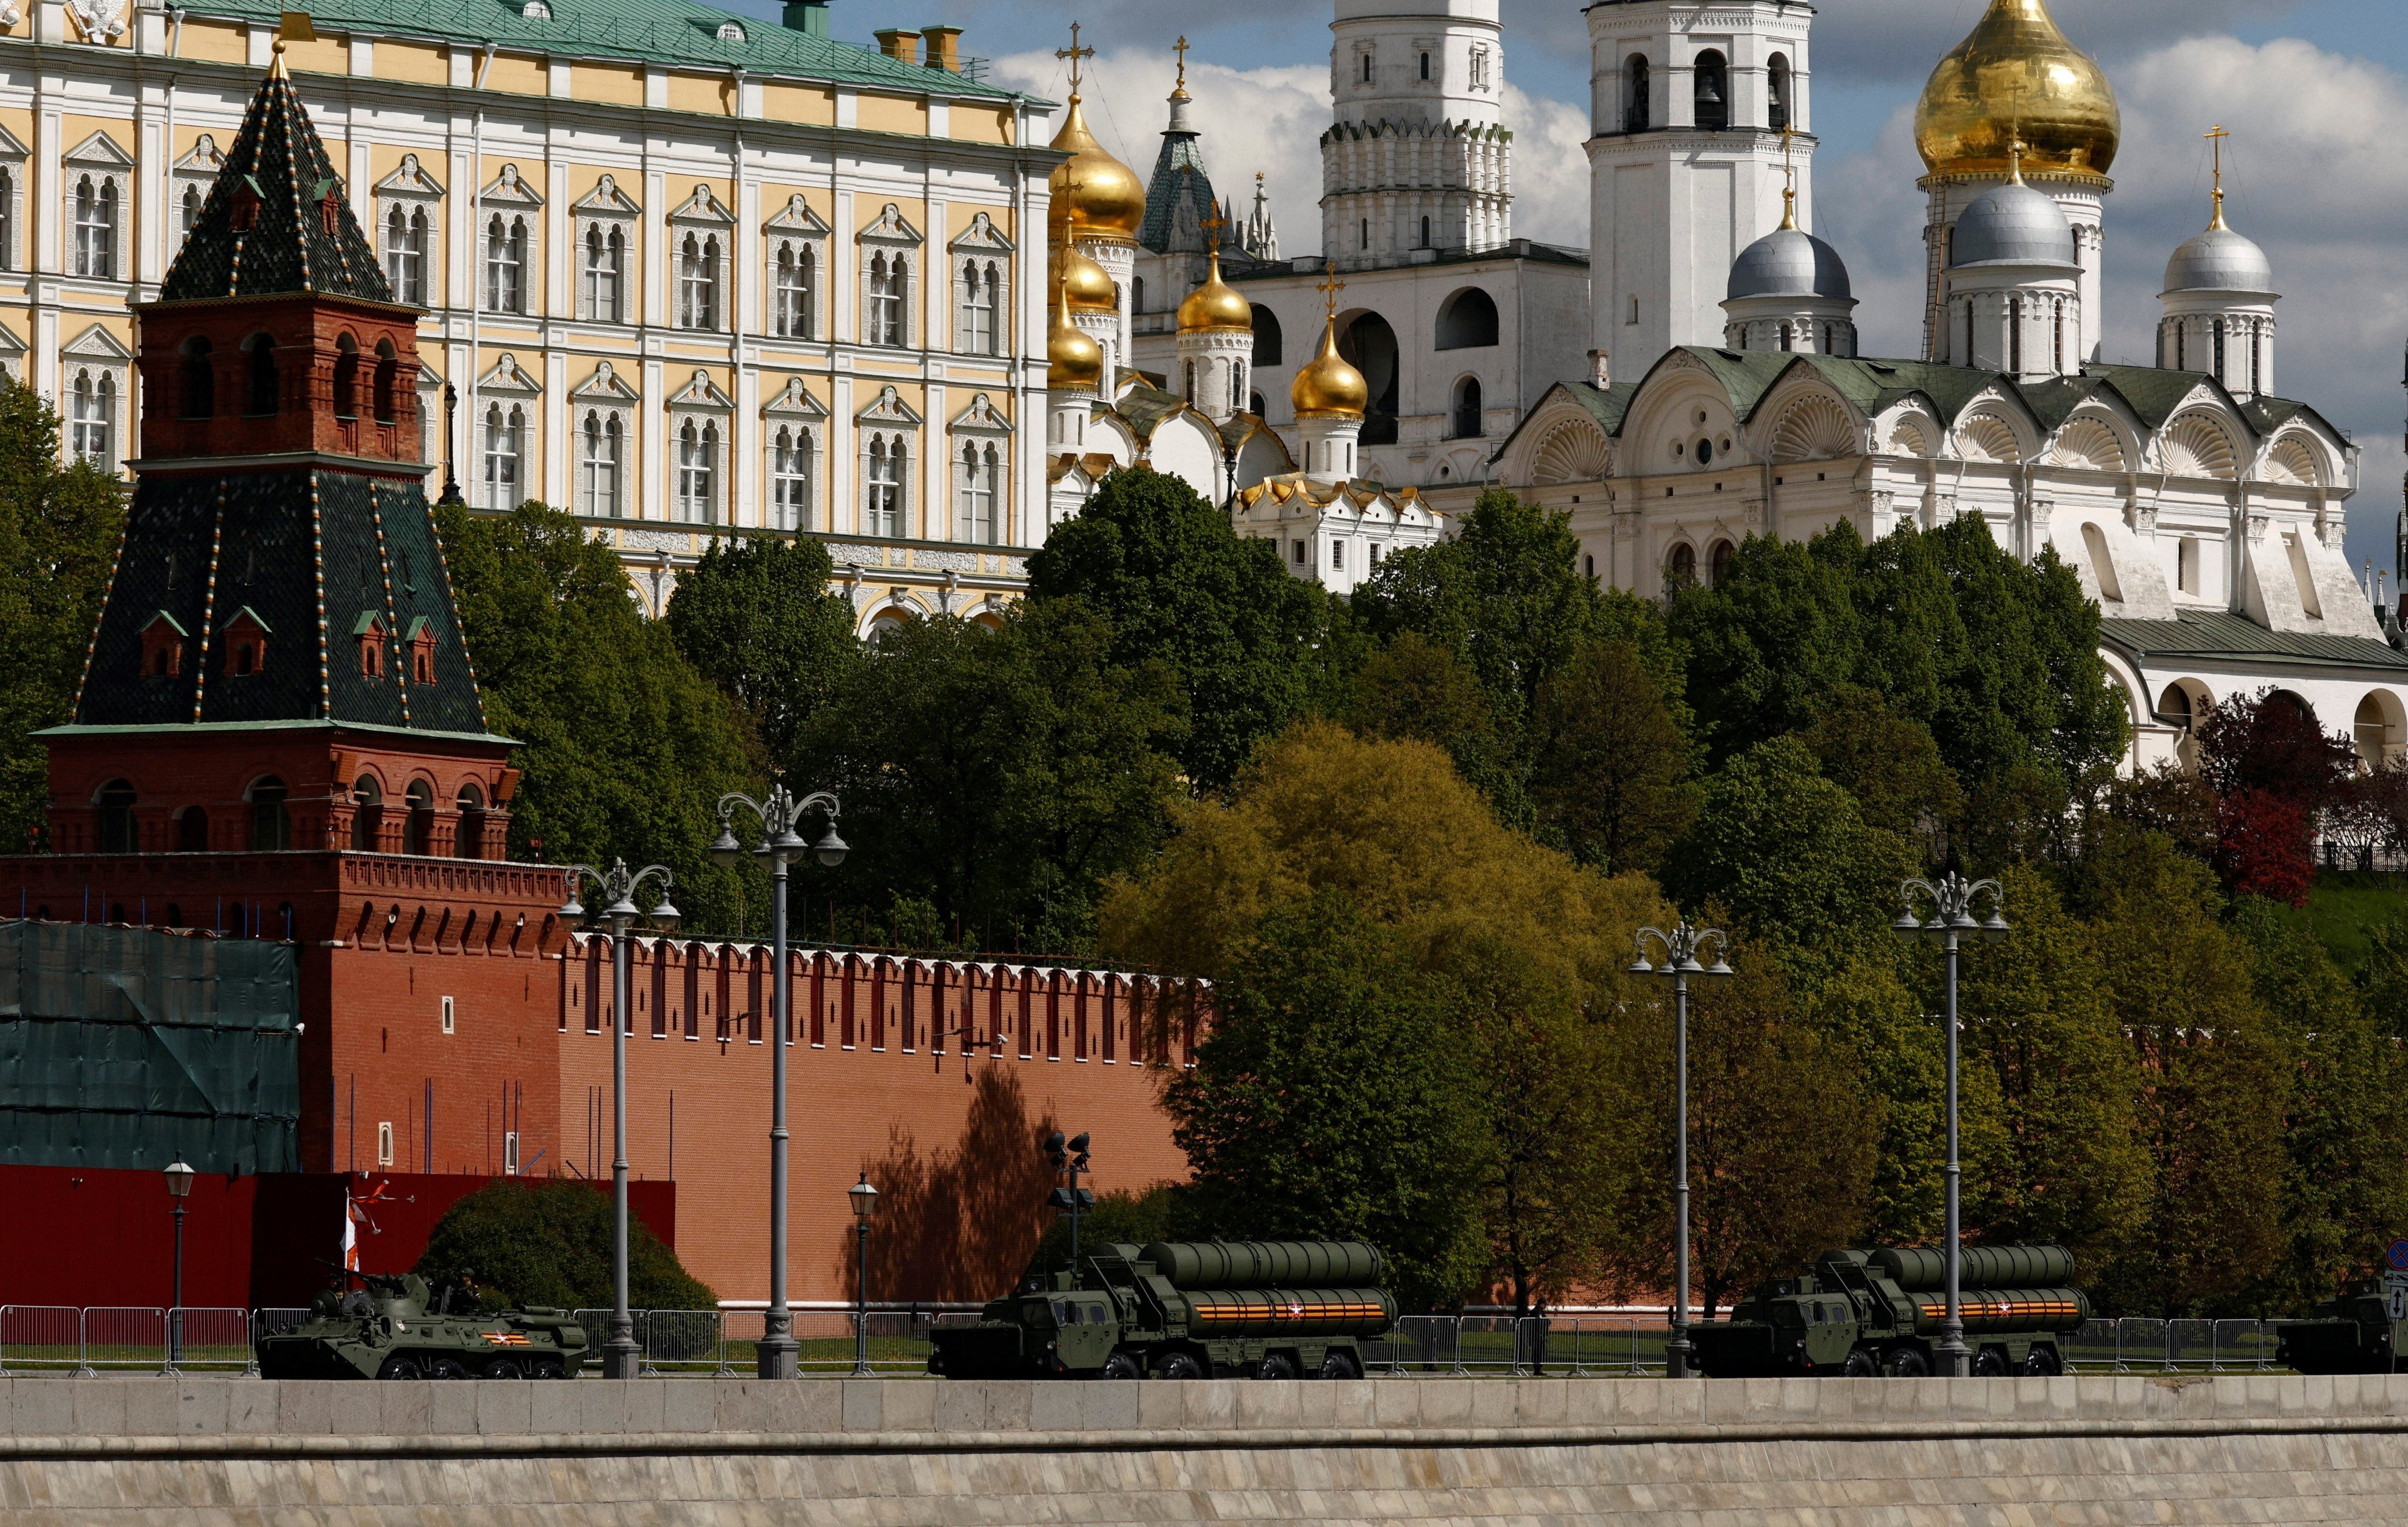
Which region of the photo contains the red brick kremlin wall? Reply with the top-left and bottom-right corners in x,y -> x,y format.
3,849 -> 1201,1307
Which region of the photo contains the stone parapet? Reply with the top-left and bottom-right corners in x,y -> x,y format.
6,1376 -> 2408,1523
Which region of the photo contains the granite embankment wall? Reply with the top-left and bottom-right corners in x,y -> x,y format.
8,1375 -> 2408,1524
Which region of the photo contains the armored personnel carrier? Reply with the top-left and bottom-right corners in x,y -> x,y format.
929,1239 -> 1395,1380
2273,1283 -> 2404,1374
1687,1244 -> 2091,1378
255,1270 -> 589,1379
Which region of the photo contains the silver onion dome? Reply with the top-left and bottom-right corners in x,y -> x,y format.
1949,182 -> 2077,268
1728,227 -> 1853,302
2162,225 -> 2274,295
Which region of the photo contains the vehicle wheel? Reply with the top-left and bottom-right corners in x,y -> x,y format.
429,1358 -> 472,1381
376,1355 -> 423,1381
1972,1348 -> 2009,1378
1883,1347 -> 1931,1378
1841,1348 -> 1880,1379
2021,1345 -> 2062,1378
1318,1350 -> 1363,1381
1152,1352 -> 1206,1382
531,1358 -> 567,1381
1098,1351 -> 1143,1382
1255,1352 -> 1299,1382
484,1358 -> 525,1380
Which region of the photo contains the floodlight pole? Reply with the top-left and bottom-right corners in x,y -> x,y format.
1893,862 -> 2009,1379
1631,922 -> 1731,1379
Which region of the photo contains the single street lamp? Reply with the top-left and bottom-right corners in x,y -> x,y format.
849,1173 -> 879,1377
163,1160 -> 195,1369
710,785 -> 846,1379
1630,921 -> 1732,1379
1892,854 -> 2008,1379
436,382 -> 463,506
1044,1131 -> 1095,1276
560,858 -> 680,1380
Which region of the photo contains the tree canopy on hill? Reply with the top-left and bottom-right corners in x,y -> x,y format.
414,1178 -> 714,1313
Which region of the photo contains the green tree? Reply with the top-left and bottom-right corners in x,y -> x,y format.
1025,466 -> 1326,790
1345,631 -> 1526,823
664,533 -> 856,760
1665,529 -> 1862,762
795,601 -> 1186,953
1800,686 -> 1959,843
1164,890 -> 1492,1309
1527,639 -> 1695,875
434,500 -> 760,931
0,379 -> 126,849
414,1178 -> 714,1311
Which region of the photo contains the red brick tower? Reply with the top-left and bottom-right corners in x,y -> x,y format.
3,43 -> 568,1177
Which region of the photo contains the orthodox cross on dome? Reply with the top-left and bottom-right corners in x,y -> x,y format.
1316,273 -> 1346,319
2205,124 -> 2231,229
1779,123 -> 1799,230
1172,35 -> 1190,97
1200,208 -> 1226,243
1056,22 -> 1093,97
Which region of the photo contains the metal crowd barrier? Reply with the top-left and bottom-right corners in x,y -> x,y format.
0,1305 -> 90,1375
165,1308 -> 257,1374
82,1307 -> 169,1372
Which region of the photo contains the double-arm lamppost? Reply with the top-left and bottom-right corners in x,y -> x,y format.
1892,857 -> 2009,1379
709,785 -> 847,1379
1044,1131 -> 1094,1276
559,858 -> 679,1380
1631,921 -> 1732,1379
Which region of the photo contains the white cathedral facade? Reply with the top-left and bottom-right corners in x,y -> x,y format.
1045,0 -> 2407,774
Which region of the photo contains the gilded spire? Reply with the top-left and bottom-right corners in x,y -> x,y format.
2206,124 -> 2230,230
1171,35 -> 1190,100
1778,124 -> 1798,230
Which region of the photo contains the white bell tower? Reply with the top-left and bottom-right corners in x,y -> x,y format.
1323,0 -> 1511,268
1586,0 -> 1814,373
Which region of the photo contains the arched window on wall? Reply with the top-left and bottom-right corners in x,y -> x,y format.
403,780 -> 433,857
1693,50 -> 1729,131
771,426 -> 813,532
1708,539 -> 1734,588
69,371 -> 114,465
772,242 -> 814,338
1624,55 -> 1650,133
1664,541 -> 1697,592
95,779 -> 136,853
580,410 -> 622,517
1250,305 -> 1283,366
957,258 -> 1001,356
2053,303 -> 2065,373
1450,376 -> 1482,439
454,782 -> 485,861
350,776 -> 382,851
482,403 -> 523,509
956,440 -> 999,544
1769,53 -> 1792,132
865,251 -> 907,347
583,223 -> 625,322
73,174 -> 117,278
249,776 -> 291,851
2008,297 -> 2022,372
372,340 -> 399,425
179,337 -> 213,419
385,205 -> 427,306
2212,318 -> 2226,384
864,433 -> 906,536
676,418 -> 720,523
333,334 -> 359,420
484,214 -> 528,314
245,334 -> 279,416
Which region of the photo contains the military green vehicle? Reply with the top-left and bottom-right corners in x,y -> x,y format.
2273,1283 -> 2406,1374
1687,1245 -> 2091,1378
929,1239 -> 1396,1380
255,1270 -> 589,1379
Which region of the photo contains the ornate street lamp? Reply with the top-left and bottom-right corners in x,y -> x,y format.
1892,854 -> 2009,1379
163,1160 -> 195,1368
849,1173 -> 879,1377
1630,920 -> 1732,1379
559,858 -> 679,1380
710,785 -> 846,1379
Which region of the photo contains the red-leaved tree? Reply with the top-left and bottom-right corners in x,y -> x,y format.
2214,789 -> 2315,906
2196,688 -> 2359,812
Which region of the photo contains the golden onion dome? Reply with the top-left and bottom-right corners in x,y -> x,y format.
1056,243 -> 1117,313
1914,0 -> 2119,182
1177,248 -> 1252,334
1048,96 -> 1146,243
1291,314 -> 1367,419
1047,298 -> 1103,392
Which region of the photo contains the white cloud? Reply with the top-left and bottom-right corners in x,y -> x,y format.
1501,85 -> 1592,248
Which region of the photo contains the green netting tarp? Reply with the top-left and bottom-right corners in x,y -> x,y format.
0,920 -> 300,1173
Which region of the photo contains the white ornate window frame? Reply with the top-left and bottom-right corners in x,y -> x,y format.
61,322 -> 130,470
666,367 -> 734,525
762,376 -> 826,533
855,383 -> 922,537
0,123 -> 28,274
947,211 -> 1015,358
857,202 -> 922,350
372,153 -> 445,309
171,132 -> 224,249
63,130 -> 133,283
478,164 -> 543,317
568,174 -> 640,325
762,194 -> 828,342
474,352 -> 543,509
667,182 -> 734,334
570,360 -> 639,519
947,391 -> 1011,545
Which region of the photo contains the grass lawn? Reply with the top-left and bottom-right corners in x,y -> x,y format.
2263,871 -> 2405,974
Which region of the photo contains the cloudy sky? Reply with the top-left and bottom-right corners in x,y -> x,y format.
739,0 -> 2407,587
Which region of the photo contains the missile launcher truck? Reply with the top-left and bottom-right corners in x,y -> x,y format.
2273,1283 -> 2406,1374
929,1239 -> 1396,1380
255,1270 -> 589,1379
1686,1244 -> 2091,1378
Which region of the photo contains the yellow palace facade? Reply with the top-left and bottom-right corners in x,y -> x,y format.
0,0 -> 1057,626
